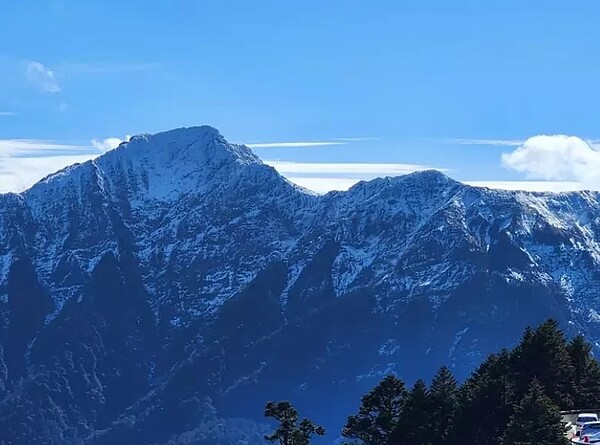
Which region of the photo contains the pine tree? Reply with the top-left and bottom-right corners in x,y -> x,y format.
342,375 -> 406,445
264,401 -> 325,445
428,366 -> 458,444
511,319 -> 574,409
447,350 -> 514,445
501,380 -> 567,445
389,379 -> 431,445
567,334 -> 600,409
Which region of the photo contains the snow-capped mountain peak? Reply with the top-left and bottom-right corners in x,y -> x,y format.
2,126 -> 600,443
114,125 -> 260,166
26,126 -> 263,204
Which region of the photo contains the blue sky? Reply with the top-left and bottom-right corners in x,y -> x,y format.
2,1 -> 600,192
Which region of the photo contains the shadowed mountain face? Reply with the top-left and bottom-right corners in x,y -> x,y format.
0,126 -> 599,443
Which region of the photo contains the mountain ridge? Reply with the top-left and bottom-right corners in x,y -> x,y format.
1,125 -> 600,443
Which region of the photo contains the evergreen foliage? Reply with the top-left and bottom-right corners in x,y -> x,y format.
568,334 -> 600,409
389,379 -> 431,445
332,320 -> 600,445
510,319 -> 574,409
501,380 -> 567,445
342,375 -> 406,445
264,401 -> 325,445
449,350 -> 515,445
428,366 -> 458,444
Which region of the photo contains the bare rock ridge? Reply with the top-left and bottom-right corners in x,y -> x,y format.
0,126 -> 599,443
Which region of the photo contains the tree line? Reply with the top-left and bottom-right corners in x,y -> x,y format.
264,319 -> 600,445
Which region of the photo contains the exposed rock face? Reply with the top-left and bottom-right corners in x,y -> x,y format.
0,126 -> 599,443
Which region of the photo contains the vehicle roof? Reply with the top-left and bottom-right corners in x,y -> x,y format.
578,413 -> 599,418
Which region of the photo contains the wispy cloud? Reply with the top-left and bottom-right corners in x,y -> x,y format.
0,155 -> 97,193
445,138 -> 525,146
0,111 -> 17,117
25,61 -> 61,93
0,135 -> 130,192
267,157 -> 588,194
246,141 -> 347,148
1,135 -> 590,195
246,137 -> 380,148
286,177 -> 362,193
333,137 -> 381,142
266,160 -> 443,193
266,161 -> 441,175
0,139 -> 101,192
437,136 -> 600,149
16,59 -> 158,97
0,139 -> 98,157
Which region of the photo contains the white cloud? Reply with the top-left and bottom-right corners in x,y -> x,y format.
334,137 -> 381,142
270,159 -> 589,194
446,138 -> 525,146
267,161 -> 443,193
0,154 -> 97,193
286,177 -> 361,193
246,137 -> 380,149
25,61 -> 61,93
3,133 -> 595,196
0,138 -> 112,193
0,139 -> 95,156
91,135 -> 130,152
501,135 -> 600,188
266,161 -> 440,175
246,141 -> 346,148
0,112 -> 17,117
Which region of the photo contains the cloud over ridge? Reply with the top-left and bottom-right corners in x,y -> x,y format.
502,135 -> 600,187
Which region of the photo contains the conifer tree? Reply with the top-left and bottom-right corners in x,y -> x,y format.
567,334 -> 600,409
342,375 -> 406,445
447,350 -> 514,445
264,401 -> 325,445
428,366 -> 458,444
511,319 -> 574,409
501,380 -> 567,445
389,379 -> 431,445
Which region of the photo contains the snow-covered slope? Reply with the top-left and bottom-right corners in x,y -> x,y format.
1,126 -> 599,443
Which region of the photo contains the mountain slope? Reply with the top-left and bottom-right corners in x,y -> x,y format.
0,126 -> 599,443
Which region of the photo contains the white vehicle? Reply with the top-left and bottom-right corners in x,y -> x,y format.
579,421 -> 600,443
576,413 -> 600,436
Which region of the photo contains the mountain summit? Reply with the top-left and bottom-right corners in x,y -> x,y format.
29,126 -> 264,202
1,126 -> 599,443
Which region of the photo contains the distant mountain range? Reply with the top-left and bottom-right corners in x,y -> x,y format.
0,126 -> 599,444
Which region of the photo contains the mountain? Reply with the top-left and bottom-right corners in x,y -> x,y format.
1,126 -> 599,444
